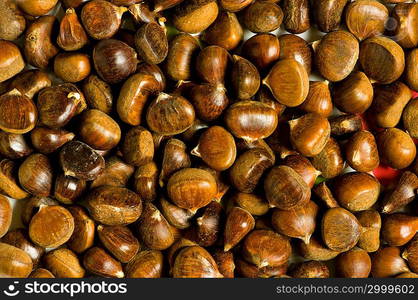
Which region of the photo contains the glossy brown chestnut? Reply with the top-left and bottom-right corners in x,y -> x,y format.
37,83 -> 85,128
21,196 -> 58,225
289,113 -> 331,157
403,98 -> 418,139
382,172 -> 418,214
219,0 -> 252,12
93,39 -> 138,84
54,53 -> 91,83
67,206 -> 95,253
313,0 -> 349,32
299,81 -> 333,117
86,185 -> 142,225
0,89 -> 37,134
195,201 -> 223,247
82,75 -> 113,114
321,207 -> 362,252
405,49 -> 418,91
231,55 -> 260,100
16,0 -> 58,16
153,0 -> 184,12
332,71 -> 374,114
135,22 -> 168,64
345,130 -> 379,172
159,139 -> 191,186
278,34 -> 312,74
297,236 -> 340,261
271,201 -> 318,244
377,128 -> 416,169
345,0 -> 388,41
172,0 -> 219,34
264,59 -> 309,107
233,193 -> 269,216
223,207 -> 255,251
24,16 -> 59,69
173,246 -> 223,278
161,197 -> 194,230
84,247 -> 124,278
282,155 -> 320,188
264,165 -> 311,210
60,141 -> 105,181
359,36 -> 405,84
166,33 -> 200,81
188,83 -> 229,122
97,225 -> 139,263
167,168 -> 217,212
57,8 -> 88,51
195,46 -> 230,84
242,230 -> 291,268
9,70 -> 51,100
0,0 -> 26,41
235,258 -> 287,278
18,153 -> 53,197
333,172 -> 380,212
125,250 -> 164,278
192,126 -> 236,171
281,0 -> 310,34
133,162 -> 158,202
229,148 -> 274,193
313,182 -> 340,209
0,243 -> 33,278
30,127 -> 75,154
242,1 -> 283,33
81,0 -> 126,40
212,249 -> 235,278
403,236 -> 418,273
202,12 -> 243,50
29,268 -> 55,278
313,30 -> 359,82
0,132 -> 33,159
0,159 -> 29,200
371,247 -> 409,278
382,214 -> 418,246
242,33 -> 280,71
91,156 -> 134,189
225,100 -> 278,142
44,248 -> 85,278
370,81 -> 412,128
0,41 -> 24,83
330,114 -> 363,137
290,261 -> 330,278
29,205 -> 75,248
388,3 -> 418,49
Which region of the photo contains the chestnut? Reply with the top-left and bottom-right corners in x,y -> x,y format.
312,0 -> 349,33
159,138 -> 190,186
271,201 -> 318,244
282,154 -> 320,188
134,162 -> 158,202
233,193 -> 269,216
242,230 -> 291,268
359,36 -> 405,84
54,174 -> 86,205
153,0 -> 184,12
53,53 -> 91,83
403,236 -> 418,273
24,16 -> 59,69
403,97 -> 418,139
242,33 -> 280,71
387,3 -> 418,49
329,114 -> 363,137
219,0 -> 252,12
0,0 -> 26,41
356,210 -> 381,253
332,71 -> 373,114
173,246 -> 223,278
161,197 -> 194,230
93,39 -> 138,84
406,49 -> 418,91
0,41 -> 25,82
263,59 -> 309,107
202,12 -> 243,51
299,81 -> 333,117
370,81 -> 412,128
235,258 -> 287,278
67,206 -> 95,253
9,69 -> 51,100
381,214 -> 418,247
231,55 -> 260,100
264,165 -> 311,210
57,8 -> 88,51
242,1 -> 283,33
166,33 -> 200,81
81,0 -> 126,40
195,201 -> 223,247
44,248 -> 85,278
290,261 -> 330,278
83,247 -> 124,278
172,0 -> 219,34
86,186 -> 142,225
82,75 -> 113,114
59,140 -> 105,181
311,137 -> 344,179
289,113 -> 331,157
278,34 -> 312,74
21,196 -> 58,225
0,131 -> 33,159
146,93 -> 195,136
188,83 -> 229,122
125,250 -> 163,278
313,182 -> 340,209
377,128 -> 416,169
212,249 -> 235,278
16,0 -> 58,16
371,247 -> 409,278
195,46 -> 230,84
167,168 -> 217,212
345,0 -> 389,41
313,30 -> 359,82
281,0 -> 310,34
91,156 -> 134,189
18,153 -> 53,197
0,159 -> 29,200
29,205 -> 75,248
297,236 -> 340,261
97,225 -> 139,263
229,148 -> 274,193
192,126 -> 236,171
30,127 -> 75,154
0,195 -> 12,238
135,22 -> 168,64
0,243 -> 33,278
321,207 -> 362,252
382,172 -> 418,214
225,100 -> 278,142
345,130 -> 379,172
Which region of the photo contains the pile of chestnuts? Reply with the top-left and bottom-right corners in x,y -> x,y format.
1,0 -> 418,279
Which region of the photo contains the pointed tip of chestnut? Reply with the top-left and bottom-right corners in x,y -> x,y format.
224,244 -> 232,252
302,234 -> 311,245
116,270 -> 125,278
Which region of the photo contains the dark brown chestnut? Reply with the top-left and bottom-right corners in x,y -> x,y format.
159,138 -> 190,186
278,34 -> 312,74
90,156 -> 134,189
299,81 -> 333,117
188,83 -> 229,122
371,247 -> 409,278
281,0 -> 310,34
134,162 -> 158,202
54,174 -> 86,205
57,8 -> 88,51
195,46 -> 230,84
224,207 -> 255,251
18,153 -> 53,197
67,206 -> 95,253
202,12 -> 243,50
30,127 -> 75,154
242,1 -> 283,33
83,247 -> 124,278
97,225 -> 139,263
345,130 -> 379,172
135,22 -> 168,64
381,214 -> 418,246
82,75 -> 113,114
242,33 -> 280,71
312,0 -> 349,33
231,55 -> 260,100
9,70 -> 51,100
0,132 -> 33,159
125,250 -> 163,278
